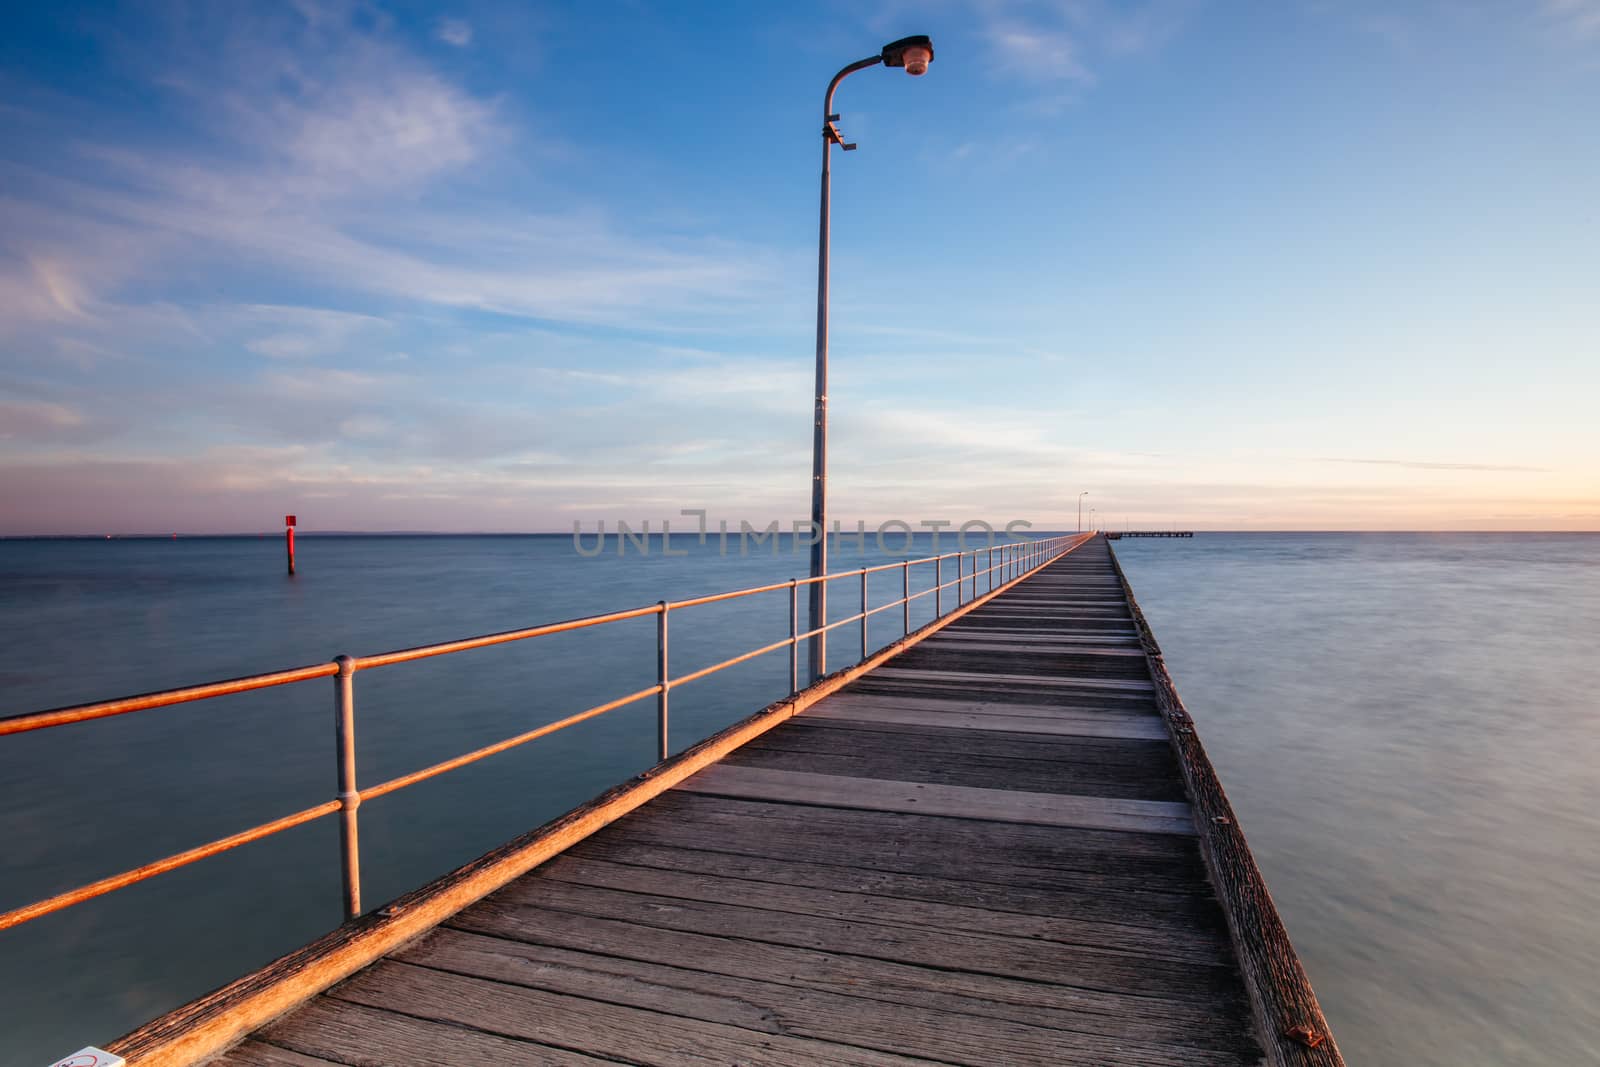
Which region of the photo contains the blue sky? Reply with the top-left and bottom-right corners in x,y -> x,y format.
1,0 -> 1596,534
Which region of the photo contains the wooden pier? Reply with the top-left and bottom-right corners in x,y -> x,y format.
1105,530 -> 1193,539
109,536 -> 1337,1066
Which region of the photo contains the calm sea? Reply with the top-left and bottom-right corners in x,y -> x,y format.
2,532 -> 1596,1064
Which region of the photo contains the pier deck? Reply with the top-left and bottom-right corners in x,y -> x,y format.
131,537 -> 1335,1066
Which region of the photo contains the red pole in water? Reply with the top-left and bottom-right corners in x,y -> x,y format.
286,514 -> 297,576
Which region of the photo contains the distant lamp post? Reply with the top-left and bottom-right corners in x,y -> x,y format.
1078,491 -> 1089,533
1090,508 -> 1097,531
808,34 -> 935,681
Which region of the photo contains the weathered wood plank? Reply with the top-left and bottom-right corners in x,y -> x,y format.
823,690 -> 1161,719
431,915 -> 1262,1055
630,790 -> 1207,871
253,998 -> 621,1066
463,883 -> 1251,1003
720,742 -> 1187,801
676,764 -> 1197,835
799,703 -> 1170,740
592,810 -> 1217,922
566,837 -> 1225,939
871,667 -> 1156,691
330,960 -> 941,1066
211,1043 -> 341,1066
536,852 -> 1233,964
400,928 -> 1259,1065
746,719 -> 1179,768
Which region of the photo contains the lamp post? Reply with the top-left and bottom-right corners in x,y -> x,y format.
808,34 -> 934,681
1077,491 -> 1088,533
1089,508 -> 1097,531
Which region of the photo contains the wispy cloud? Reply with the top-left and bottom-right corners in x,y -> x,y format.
1315,457 -> 1553,473
985,20 -> 1094,83
435,17 -> 473,47
1545,0 -> 1600,38
240,306 -> 392,360
976,0 -> 1192,94
0,4 -> 773,339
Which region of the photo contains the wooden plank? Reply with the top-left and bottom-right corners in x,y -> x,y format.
926,632 -> 1142,644
799,703 -> 1170,740
434,913 -> 1261,1054
920,640 -> 1149,656
606,793 -> 1214,891
943,626 -> 1137,636
745,719 -> 1181,768
536,852 -> 1232,964
253,999 -> 618,1066
676,765 -> 1196,835
476,880 -> 1246,1002
399,927 -> 1259,1065
872,667 -> 1155,691
569,836 -> 1223,936
723,737 -> 1187,801
823,691 -> 1160,720
330,959 -> 941,1067
211,1043 -> 341,1067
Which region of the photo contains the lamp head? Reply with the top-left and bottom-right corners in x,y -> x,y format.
881,35 -> 934,76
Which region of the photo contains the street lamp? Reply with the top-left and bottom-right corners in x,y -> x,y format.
1090,508 -> 1097,531
808,35 -> 935,681
1078,491 -> 1088,534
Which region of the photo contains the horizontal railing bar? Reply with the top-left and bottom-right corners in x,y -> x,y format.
0,662 -> 340,738
0,799 -> 341,933
359,684 -> 663,802
861,599 -> 904,621
670,635 -> 796,689
358,603 -> 665,669
668,580 -> 796,610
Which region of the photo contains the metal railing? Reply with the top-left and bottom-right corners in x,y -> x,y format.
0,532 -> 1088,933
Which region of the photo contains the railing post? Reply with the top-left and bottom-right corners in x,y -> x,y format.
860,569 -> 869,661
333,654 -> 361,921
657,602 -> 670,761
988,546 -> 993,592
935,555 -> 943,617
789,579 -> 799,695
902,560 -> 910,635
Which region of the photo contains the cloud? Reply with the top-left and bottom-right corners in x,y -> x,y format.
1314,457 -> 1553,473
976,0 -> 1192,91
0,4 -> 774,337
1546,0 -> 1600,38
239,305 -> 392,360
985,22 -> 1094,83
435,17 -> 473,47
0,400 -> 86,439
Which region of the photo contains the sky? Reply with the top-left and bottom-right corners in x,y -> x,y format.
1,0 -> 1596,535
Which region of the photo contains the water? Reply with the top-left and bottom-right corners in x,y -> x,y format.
1111,533 -> 1600,1067
3,533 -> 1597,1064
